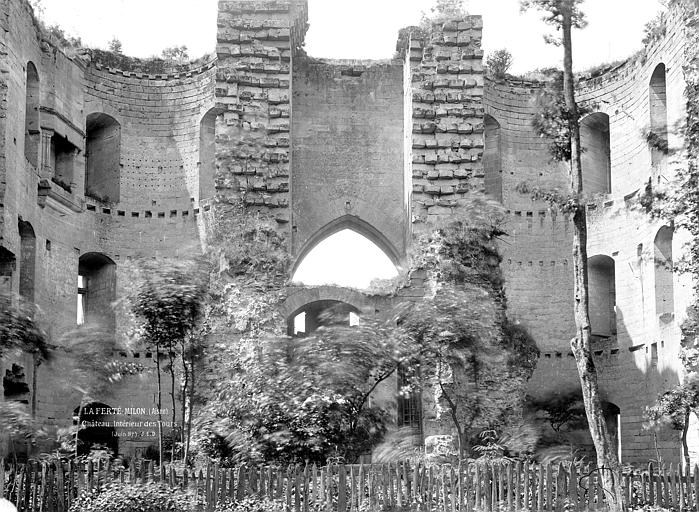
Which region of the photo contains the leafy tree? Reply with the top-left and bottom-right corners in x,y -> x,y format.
131,258 -> 208,467
196,308 -> 410,464
108,38 -> 122,54
644,373 -> 699,468
420,0 -> 468,30
0,296 -> 50,361
530,69 -> 592,162
432,0 -> 468,17
522,1 -> 624,509
486,49 -> 513,79
161,46 -> 189,64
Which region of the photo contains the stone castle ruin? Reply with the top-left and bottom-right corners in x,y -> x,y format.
0,0 -> 696,465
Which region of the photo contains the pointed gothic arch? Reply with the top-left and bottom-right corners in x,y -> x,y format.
292,215 -> 403,276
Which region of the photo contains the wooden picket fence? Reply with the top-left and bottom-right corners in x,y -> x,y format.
3,459 -> 699,512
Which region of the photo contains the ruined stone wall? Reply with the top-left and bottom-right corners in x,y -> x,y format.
84,58 -> 216,209
215,0 -> 308,239
290,58 -> 406,261
0,0 -> 214,457
569,4 -> 693,464
407,17 -> 485,228
483,80 -> 576,354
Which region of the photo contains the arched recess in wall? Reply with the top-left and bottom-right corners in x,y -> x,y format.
0,247 -> 16,294
580,112 -> 611,194
86,113 -> 121,203
292,216 -> 401,290
483,114 -> 502,202
78,252 -> 117,332
654,226 -> 674,321
73,402 -> 118,455
25,62 -> 40,168
287,300 -> 360,337
18,220 -> 36,303
649,64 -> 668,174
604,402 -> 622,463
587,255 -> 616,337
199,108 -> 219,202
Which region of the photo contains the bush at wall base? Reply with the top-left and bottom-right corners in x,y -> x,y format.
68,482 -> 204,512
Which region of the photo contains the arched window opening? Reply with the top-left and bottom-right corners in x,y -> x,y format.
24,62 -> 40,168
78,253 -> 116,331
588,255 -> 616,337
86,113 -> 121,202
654,226 -> 674,321
0,247 -> 16,294
649,64 -> 668,173
199,109 -> 218,202
73,402 -> 118,456
483,114 -> 502,202
287,300 -> 360,337
293,228 -> 399,290
18,220 -> 36,303
580,113 -> 611,194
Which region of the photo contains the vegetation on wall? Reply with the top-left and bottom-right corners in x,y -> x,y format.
646,3 -> 699,471
401,200 -> 539,459
189,194 -> 539,466
486,49 -> 513,79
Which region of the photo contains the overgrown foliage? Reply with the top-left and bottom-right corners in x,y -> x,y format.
644,373 -> 699,467
69,482 -> 202,512
195,305 -> 414,465
643,14 -> 699,472
162,46 -> 189,64
0,295 -> 50,362
401,199 -> 539,458
530,69 -> 593,162
642,12 -> 667,47
108,38 -> 122,54
486,49 -> 513,79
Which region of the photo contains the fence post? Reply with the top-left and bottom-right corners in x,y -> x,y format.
686,464 -> 693,511
570,463 -> 579,512
284,467 -> 291,512
521,462 -> 528,512
671,464 -> 677,509
338,465 -> 346,512
57,462 -> 65,512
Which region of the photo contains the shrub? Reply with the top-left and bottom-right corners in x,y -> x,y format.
214,497 -> 284,512
69,482 -> 203,512
486,49 -> 513,79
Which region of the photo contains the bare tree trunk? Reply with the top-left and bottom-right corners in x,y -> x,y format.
75,400 -> 85,460
561,10 -> 625,512
683,408 -> 691,469
168,354 -> 177,464
180,346 -> 189,463
155,348 -> 163,470
184,358 -> 194,466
